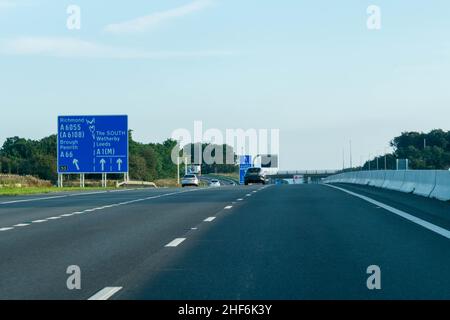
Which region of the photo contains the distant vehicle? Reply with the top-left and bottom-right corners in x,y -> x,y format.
209,179 -> 221,187
181,174 -> 199,187
244,167 -> 267,185
187,165 -> 202,176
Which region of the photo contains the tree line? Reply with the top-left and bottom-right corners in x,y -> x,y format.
362,129 -> 450,170
0,131 -> 238,183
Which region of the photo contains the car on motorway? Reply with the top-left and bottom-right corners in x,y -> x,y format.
209,179 -> 221,187
244,167 -> 267,185
181,174 -> 199,187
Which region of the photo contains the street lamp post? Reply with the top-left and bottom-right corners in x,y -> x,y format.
349,140 -> 353,170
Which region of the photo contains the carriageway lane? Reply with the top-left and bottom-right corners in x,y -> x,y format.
331,183 -> 450,232
0,185 -> 258,299
0,188 -> 191,229
117,184 -> 450,300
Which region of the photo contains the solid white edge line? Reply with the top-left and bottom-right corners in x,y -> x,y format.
0,186 -> 195,206
325,184 -> 450,240
88,287 -> 123,300
0,195 -> 67,205
165,238 -> 186,247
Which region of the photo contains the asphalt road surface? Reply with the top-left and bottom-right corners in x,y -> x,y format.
1,183 -> 450,300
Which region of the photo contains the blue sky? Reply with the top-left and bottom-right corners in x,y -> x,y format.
0,0 -> 449,169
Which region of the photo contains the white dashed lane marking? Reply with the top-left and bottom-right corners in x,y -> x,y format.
32,220 -> 47,223
204,217 -> 216,222
0,227 -> 14,231
224,206 -> 233,210
88,287 -> 123,300
14,223 -> 30,227
165,238 -> 186,247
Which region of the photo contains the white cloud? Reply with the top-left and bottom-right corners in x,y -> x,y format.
104,0 -> 214,34
0,36 -> 234,59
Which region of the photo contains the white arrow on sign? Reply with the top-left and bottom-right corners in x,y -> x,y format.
73,159 -> 80,171
100,159 -> 106,171
117,159 -> 123,171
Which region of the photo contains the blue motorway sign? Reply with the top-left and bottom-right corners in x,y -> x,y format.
57,115 -> 128,174
239,155 -> 252,185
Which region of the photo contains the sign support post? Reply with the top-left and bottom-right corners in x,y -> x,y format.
101,173 -> 107,188
177,157 -> 180,186
79,173 -> 85,188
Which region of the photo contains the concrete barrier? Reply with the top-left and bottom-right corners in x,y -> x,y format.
368,171 -> 386,188
382,171 -> 396,189
412,171 -> 437,197
354,171 -> 366,185
324,170 -> 447,202
116,181 -> 158,188
399,171 -> 437,196
349,172 -> 359,184
359,171 -> 371,185
383,170 -> 405,191
399,171 -> 418,193
430,171 -> 450,201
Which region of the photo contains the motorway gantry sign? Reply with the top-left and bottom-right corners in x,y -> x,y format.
57,115 -> 128,174
239,155 -> 252,185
